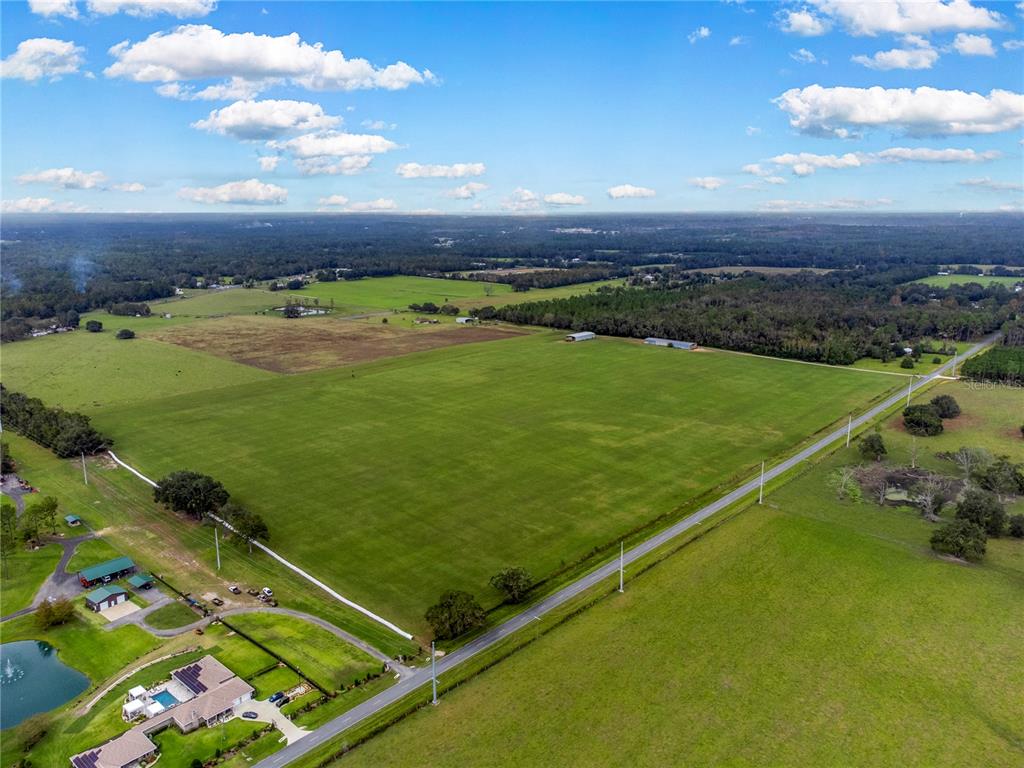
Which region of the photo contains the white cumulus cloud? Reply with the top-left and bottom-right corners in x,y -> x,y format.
17,167 -> 107,189
544,192 -> 587,206
257,156 -> 280,171
395,162 -> 486,179
760,197 -> 894,211
852,35 -> 939,69
105,25 -> 436,98
607,184 -> 656,199
1,197 -> 88,213
688,26 -> 711,44
112,182 -> 146,192
318,195 -> 349,207
360,119 -> 396,130
766,147 -> 999,175
28,0 -> 78,18
959,177 -> 1024,192
1,38 -> 85,82
805,0 -> 1005,36
774,85 -> 1024,138
790,48 -> 818,64
157,77 -> 275,101
781,10 -> 830,36
341,198 -> 398,212
689,177 -> 726,190
192,99 -> 341,140
445,182 -> 488,199
502,188 -> 541,212
179,178 -> 287,205
952,32 -> 996,56
1003,40 -> 1024,50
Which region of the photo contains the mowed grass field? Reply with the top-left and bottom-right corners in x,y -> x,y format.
333,394 -> 1024,768
912,274 -> 1023,288
79,334 -> 897,634
0,326 -> 276,412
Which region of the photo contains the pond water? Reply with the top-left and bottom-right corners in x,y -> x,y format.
0,640 -> 89,729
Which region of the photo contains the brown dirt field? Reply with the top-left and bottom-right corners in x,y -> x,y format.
147,315 -> 524,373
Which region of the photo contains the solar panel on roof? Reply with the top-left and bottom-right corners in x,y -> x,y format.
173,664 -> 207,695
72,750 -> 100,768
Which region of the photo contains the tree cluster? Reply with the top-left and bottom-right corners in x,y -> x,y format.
495,274 -> 1015,366
0,386 -> 112,457
35,597 -> 75,629
902,395 -> 961,437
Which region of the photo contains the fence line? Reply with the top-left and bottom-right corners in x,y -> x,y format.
107,451 -> 414,641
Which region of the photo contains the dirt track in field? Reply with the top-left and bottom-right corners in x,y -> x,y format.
148,315 -> 524,373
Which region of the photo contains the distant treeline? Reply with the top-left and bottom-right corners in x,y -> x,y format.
0,386 -> 113,457
2,213 -> 1022,330
496,273 -> 1019,365
466,265 -> 630,291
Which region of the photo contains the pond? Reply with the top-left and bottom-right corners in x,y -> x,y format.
0,640 -> 89,729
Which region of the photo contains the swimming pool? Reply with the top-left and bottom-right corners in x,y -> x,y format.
151,690 -> 179,708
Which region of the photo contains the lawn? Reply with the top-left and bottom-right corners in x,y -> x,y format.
144,600 -> 200,629
334,429 -> 1024,768
851,341 -> 971,376
152,717 -> 269,766
0,327 -> 276,412
87,333 -> 898,634
0,609 -> 159,688
250,664 -> 303,698
227,613 -> 380,691
297,275 -> 514,312
0,542 -> 61,614
66,537 -> 124,574
911,274 -> 1023,288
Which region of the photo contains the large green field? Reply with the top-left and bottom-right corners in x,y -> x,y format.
0,327 -> 276,412
912,274 -> 1023,289
332,389 -> 1024,768
78,334 -> 897,634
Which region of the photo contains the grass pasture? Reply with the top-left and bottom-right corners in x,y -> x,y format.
0,326 -> 276,412
0,542 -> 61,614
332,403 -> 1024,768
298,275 -> 514,312
86,333 -> 899,634
912,274 -> 1023,289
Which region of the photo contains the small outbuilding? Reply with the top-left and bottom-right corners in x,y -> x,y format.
127,574 -> 155,590
64,514 -> 82,527
122,699 -> 145,722
565,331 -> 596,342
127,685 -> 147,701
455,317 -> 476,324
85,586 -> 130,613
644,337 -> 698,350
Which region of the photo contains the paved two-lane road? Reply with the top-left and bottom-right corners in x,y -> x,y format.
255,335 -> 998,768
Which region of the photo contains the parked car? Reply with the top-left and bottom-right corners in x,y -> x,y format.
268,692 -> 284,703
211,597 -> 224,607
275,696 -> 290,708
241,711 -> 258,720
228,585 -> 241,595
261,587 -> 274,598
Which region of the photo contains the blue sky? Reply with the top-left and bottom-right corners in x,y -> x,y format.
1,0 -> 1022,213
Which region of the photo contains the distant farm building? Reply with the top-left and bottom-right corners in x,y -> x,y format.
455,316 -> 476,324
85,585 -> 130,612
565,332 -> 596,342
72,655 -> 254,768
644,337 -> 698,350
64,514 -> 82,527
79,556 -> 136,587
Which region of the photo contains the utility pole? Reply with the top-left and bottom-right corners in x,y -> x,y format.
81,453 -> 88,485
618,542 -> 624,593
758,461 -> 765,505
906,375 -> 914,406
431,641 -> 438,705
214,526 -> 221,571
845,413 -> 852,448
